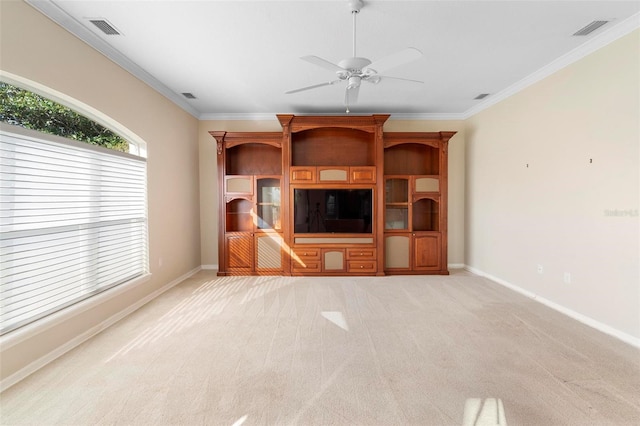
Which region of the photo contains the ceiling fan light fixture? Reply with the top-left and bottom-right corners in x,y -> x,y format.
367,76 -> 381,84
347,76 -> 361,89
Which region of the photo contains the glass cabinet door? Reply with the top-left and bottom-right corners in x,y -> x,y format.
385,178 -> 409,230
256,177 -> 281,230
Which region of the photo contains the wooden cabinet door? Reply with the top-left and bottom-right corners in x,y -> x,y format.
413,233 -> 441,271
225,233 -> 253,272
322,249 -> 346,273
255,233 -> 284,272
384,234 -> 411,270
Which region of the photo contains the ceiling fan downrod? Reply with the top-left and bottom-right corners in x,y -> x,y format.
350,0 -> 364,58
352,6 -> 358,58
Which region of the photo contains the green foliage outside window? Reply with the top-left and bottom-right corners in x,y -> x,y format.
0,82 -> 128,152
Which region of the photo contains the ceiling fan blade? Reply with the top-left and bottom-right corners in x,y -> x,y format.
373,75 -> 424,84
345,84 -> 360,106
364,47 -> 422,74
285,79 -> 342,94
301,55 -> 344,72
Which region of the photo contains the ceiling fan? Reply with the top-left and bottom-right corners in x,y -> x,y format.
285,0 -> 423,112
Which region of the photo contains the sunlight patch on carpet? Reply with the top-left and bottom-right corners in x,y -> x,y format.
463,398 -> 507,426
321,311 -> 349,331
231,414 -> 248,426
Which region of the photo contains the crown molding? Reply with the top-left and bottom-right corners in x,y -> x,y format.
199,112 -> 285,121
387,112 -> 467,121
462,11 -> 640,119
25,0 -> 201,119
199,112 -> 467,121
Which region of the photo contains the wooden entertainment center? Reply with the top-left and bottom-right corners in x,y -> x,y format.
211,114 -> 455,276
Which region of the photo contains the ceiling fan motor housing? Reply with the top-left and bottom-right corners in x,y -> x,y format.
338,57 -> 372,73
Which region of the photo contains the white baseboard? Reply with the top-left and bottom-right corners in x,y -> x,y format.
464,265 -> 640,349
448,263 -> 466,269
201,264 -> 219,271
0,266 -> 202,392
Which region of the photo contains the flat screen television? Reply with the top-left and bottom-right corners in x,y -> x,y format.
294,188 -> 372,234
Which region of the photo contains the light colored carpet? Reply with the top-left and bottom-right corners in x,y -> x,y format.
1,270 -> 639,425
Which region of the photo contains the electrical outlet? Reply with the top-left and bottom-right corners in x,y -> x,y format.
564,272 -> 571,283
159,257 -> 163,268
537,265 -> 544,274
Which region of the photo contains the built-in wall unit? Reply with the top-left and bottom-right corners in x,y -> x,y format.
212,114 -> 455,276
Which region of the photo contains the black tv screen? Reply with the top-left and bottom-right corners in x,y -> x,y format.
294,189 -> 372,234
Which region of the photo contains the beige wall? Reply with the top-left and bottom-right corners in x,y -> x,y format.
1,1 -> 201,381
199,119 -> 465,268
465,30 -> 640,340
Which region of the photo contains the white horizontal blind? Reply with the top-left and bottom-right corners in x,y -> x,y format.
0,127 -> 148,335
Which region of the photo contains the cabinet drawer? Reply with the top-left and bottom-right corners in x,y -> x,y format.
292,247 -> 320,259
347,248 -> 376,260
292,261 -> 321,273
291,246 -> 321,272
350,166 -> 376,183
290,167 -> 316,183
348,261 -> 377,273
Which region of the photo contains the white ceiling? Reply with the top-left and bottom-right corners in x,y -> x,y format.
27,0 -> 640,119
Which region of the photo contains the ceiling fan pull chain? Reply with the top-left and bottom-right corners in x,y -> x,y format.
345,84 -> 352,114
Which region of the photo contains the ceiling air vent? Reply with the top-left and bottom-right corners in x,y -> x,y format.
573,20 -> 609,36
474,93 -> 490,100
182,93 -> 197,99
89,19 -> 121,35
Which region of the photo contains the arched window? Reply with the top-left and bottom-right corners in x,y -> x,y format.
0,77 -> 149,335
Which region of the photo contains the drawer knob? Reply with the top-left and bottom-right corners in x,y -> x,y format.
360,265 -> 364,268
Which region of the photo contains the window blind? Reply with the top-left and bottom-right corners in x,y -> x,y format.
0,126 -> 148,335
